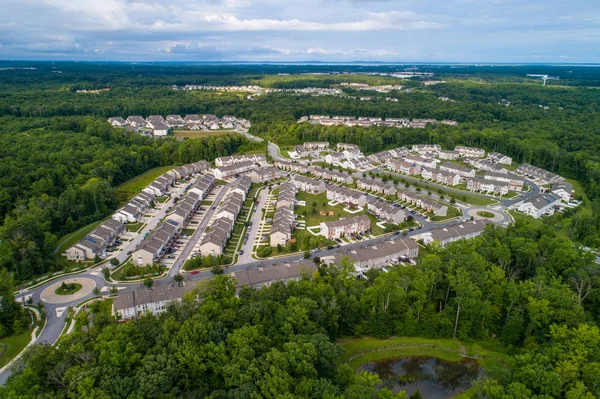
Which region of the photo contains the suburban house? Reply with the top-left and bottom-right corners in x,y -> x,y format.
312,167 -> 354,185
64,218 -> 125,261
303,142 -> 329,150
132,219 -> 180,266
289,145 -> 309,159
214,161 -> 257,180
484,171 -> 524,191
247,167 -> 280,184
188,173 -> 216,199
215,154 -> 266,167
397,190 -> 448,216
326,186 -> 367,207
166,114 -> 185,127
275,160 -> 313,175
108,117 -> 127,127
229,176 -> 252,200
466,177 -> 509,195
270,205 -> 295,247
113,282 -> 198,321
390,159 -> 421,176
367,198 -> 406,225
337,143 -> 361,158
455,146 -> 485,158
113,204 -> 141,223
168,192 -> 201,226
416,220 -> 489,246
517,163 -> 564,184
472,159 -> 509,174
325,151 -> 345,166
146,115 -> 166,128
291,175 -> 326,194
438,150 -> 461,160
356,179 -> 397,196
440,162 -> 476,178
231,260 -> 317,289
152,124 -> 171,136
432,170 -> 460,186
325,238 -> 419,270
199,217 -> 235,256
214,192 -> 244,222
551,181 -> 574,202
126,116 -> 146,127
487,152 -> 512,165
412,144 -> 441,154
276,182 -> 297,209
517,193 -> 561,218
320,215 -> 371,240
404,155 -> 438,169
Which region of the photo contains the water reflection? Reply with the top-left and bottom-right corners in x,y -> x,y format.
358,356 -> 481,398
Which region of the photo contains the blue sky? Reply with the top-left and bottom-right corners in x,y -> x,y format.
1,0 -> 599,62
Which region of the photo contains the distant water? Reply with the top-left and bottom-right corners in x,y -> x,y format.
358,356 -> 482,398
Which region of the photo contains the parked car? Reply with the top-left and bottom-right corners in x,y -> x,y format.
239,250 -> 244,255
176,241 -> 184,244
191,221 -> 199,224
327,246 -> 334,250
126,250 -> 132,255
190,270 -> 199,275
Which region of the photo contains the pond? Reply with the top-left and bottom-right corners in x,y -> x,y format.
358,356 -> 482,398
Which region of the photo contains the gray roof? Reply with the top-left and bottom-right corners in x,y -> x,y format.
233,260 -> 316,287
114,282 -> 198,312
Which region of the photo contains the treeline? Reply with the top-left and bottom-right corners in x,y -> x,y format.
2,221 -> 599,398
0,116 -> 261,280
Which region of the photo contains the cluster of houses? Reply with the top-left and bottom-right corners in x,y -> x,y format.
325,143 -> 373,170
323,238 -> 419,271
132,174 -> 216,267
517,163 -> 565,184
397,190 -> 448,216
367,198 -> 406,225
290,175 -> 326,195
64,161 -> 211,262
320,215 -> 371,240
174,85 -> 261,93
414,220 -> 489,246
313,167 -> 354,185
199,177 -> 252,257
326,186 -> 367,208
356,178 -> 397,196
270,182 -> 298,247
247,167 -> 281,184
288,142 -> 330,158
298,115 -> 459,128
212,154 -> 267,180
340,82 -> 404,92
107,114 -> 251,136
114,258 -> 316,320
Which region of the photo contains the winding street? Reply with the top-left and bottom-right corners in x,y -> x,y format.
0,137 -> 538,385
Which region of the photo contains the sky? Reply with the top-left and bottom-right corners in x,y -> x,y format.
1,0 -> 599,62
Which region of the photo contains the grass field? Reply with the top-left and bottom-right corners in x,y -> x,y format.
115,165 -> 174,203
55,282 -> 82,295
296,192 -> 352,226
126,222 -> 144,232
338,336 -> 510,373
0,331 -> 32,368
173,130 -> 237,139
507,210 -> 544,226
476,211 -> 495,218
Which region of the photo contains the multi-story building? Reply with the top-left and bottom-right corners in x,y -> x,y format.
325,239 -> 419,270
275,160 -> 313,175
199,217 -> 235,256
114,282 -> 198,321
439,162 -> 476,178
303,142 -> 329,150
215,154 -> 266,167
270,205 -> 295,247
551,181 -> 574,202
390,159 -> 421,176
484,171 -> 524,192
517,163 -> 564,184
291,176 -> 326,194
455,146 -> 485,158
132,219 -> 180,266
214,161 -> 257,180
326,186 -> 367,207
487,152 -> 512,165
466,177 -> 509,195
404,155 -> 438,169
517,193 -> 561,218
397,190 -> 448,216
247,167 -> 280,184
320,215 -> 371,240
416,220 -> 489,246
232,260 -> 317,289
367,198 -> 406,225
357,179 -> 397,196
438,150 -> 461,160
412,144 -> 441,154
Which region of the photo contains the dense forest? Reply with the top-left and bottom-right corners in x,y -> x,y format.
2,222 -> 599,398
0,116 -> 261,280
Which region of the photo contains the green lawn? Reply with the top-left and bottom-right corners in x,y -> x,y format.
126,222 -> 144,232
429,204 -> 462,222
476,211 -> 495,218
52,219 -> 104,255
181,228 -> 195,236
508,210 -> 543,227
296,192 -> 359,227
55,283 -> 82,296
0,331 -> 32,368
337,336 -> 510,373
115,165 -> 174,203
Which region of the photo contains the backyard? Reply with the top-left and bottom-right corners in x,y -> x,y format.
115,165 -> 174,203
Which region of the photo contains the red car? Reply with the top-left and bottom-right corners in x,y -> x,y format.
190,270 -> 199,275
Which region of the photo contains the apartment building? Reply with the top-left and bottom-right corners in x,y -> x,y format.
114,282 -> 198,321
312,167 -> 354,185
517,163 -> 564,184
199,217 -> 235,256
275,160 -> 313,175
64,219 -> 126,261
325,151 -> 345,166
397,190 -> 448,216
390,159 -> 421,176
472,159 -> 509,174
232,260 -> 317,289
438,150 -> 461,160
320,215 -> 371,240
214,192 -> 245,222
357,179 -> 397,196
215,154 -> 267,167
412,144 -> 441,154
188,173 -> 216,199
404,155 -> 438,169
276,181 -> 298,209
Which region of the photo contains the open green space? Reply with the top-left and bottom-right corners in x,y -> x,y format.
126,222 -> 144,232
296,191 -> 360,227
476,211 -> 495,218
181,228 -> 195,236
111,263 -> 165,281
55,282 -> 82,295
115,165 -> 174,203
0,331 -> 32,368
53,219 -> 104,255
338,336 -> 510,373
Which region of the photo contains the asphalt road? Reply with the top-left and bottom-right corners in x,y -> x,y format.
236,186 -> 269,264
0,140 -> 539,386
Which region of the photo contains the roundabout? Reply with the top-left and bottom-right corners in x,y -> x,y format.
40,278 -> 96,304
467,208 -> 505,223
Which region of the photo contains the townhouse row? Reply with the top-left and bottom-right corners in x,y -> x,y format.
270,182 -> 298,247
397,190 -> 448,216
323,238 -> 419,270
108,114 -> 251,134
320,215 -> 371,240
416,220 -> 489,246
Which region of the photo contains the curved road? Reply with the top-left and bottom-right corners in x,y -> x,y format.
1,138 -> 537,385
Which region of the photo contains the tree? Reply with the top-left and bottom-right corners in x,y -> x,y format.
93,287 -> 100,295
211,264 -> 224,275
448,266 -> 481,339
174,273 -> 184,286
109,258 -> 119,266
101,267 -> 111,279
143,278 -> 154,289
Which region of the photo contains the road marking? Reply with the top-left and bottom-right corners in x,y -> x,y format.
55,307 -> 67,317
